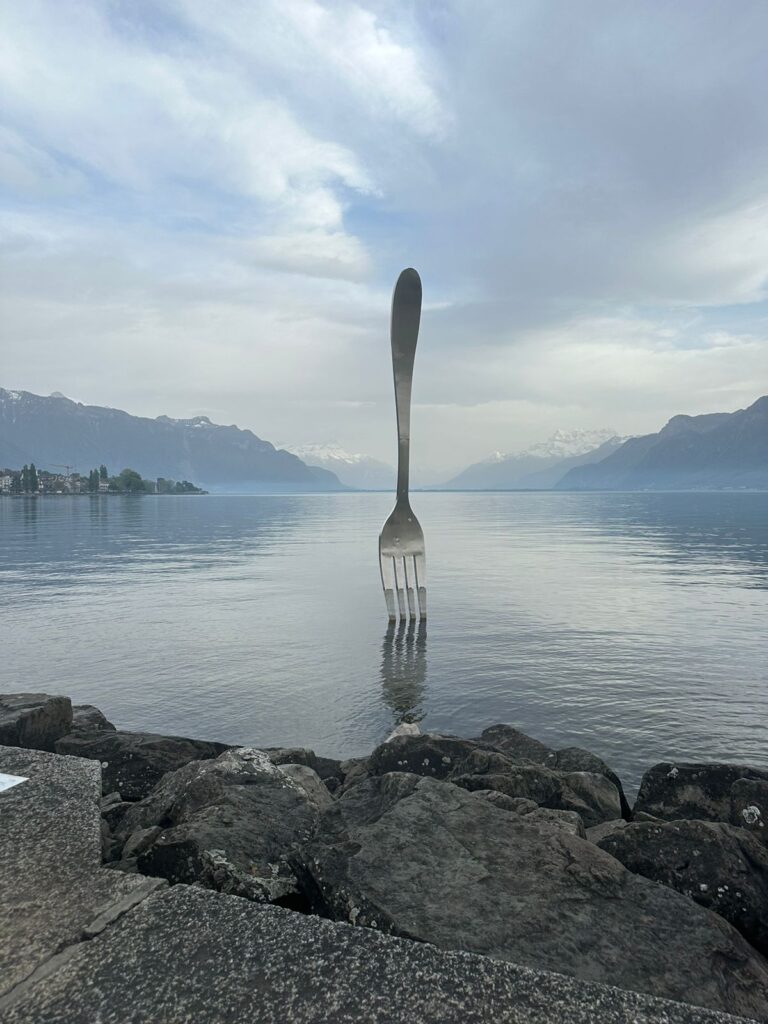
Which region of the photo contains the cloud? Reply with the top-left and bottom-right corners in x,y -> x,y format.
1,1 -> 768,474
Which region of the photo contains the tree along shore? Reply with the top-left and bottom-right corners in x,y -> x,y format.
1,463 -> 206,496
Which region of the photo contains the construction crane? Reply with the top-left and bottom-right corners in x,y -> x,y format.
51,463 -> 75,475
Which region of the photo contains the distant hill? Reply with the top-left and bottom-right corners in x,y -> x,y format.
557,395 -> 768,490
0,389 -> 344,492
284,442 -> 394,490
443,429 -> 624,489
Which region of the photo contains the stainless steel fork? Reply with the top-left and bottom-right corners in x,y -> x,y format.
379,268 -> 426,620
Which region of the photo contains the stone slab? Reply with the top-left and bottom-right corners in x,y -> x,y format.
0,746 -> 163,997
2,886 -> 758,1024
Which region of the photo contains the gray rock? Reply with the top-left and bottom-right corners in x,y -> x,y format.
524,807 -> 586,838
598,819 -> 768,956
55,728 -> 230,800
551,747 -> 632,820
587,819 -> 628,844
477,724 -> 554,763
367,733 -> 497,780
122,826 -> 163,860
385,722 -> 422,742
0,693 -> 72,751
100,817 -> 114,861
277,763 -> 333,810
453,765 -> 620,828
101,799 -> 133,831
120,748 -> 321,905
731,777 -> 768,845
471,791 -> 539,814
105,855 -> 138,874
634,762 -> 768,822
479,726 -> 632,818
264,746 -> 344,790
368,734 -> 621,826
559,771 -> 623,826
71,704 -> 116,732
299,773 -> 768,1018
335,755 -> 372,795
470,793 -> 584,835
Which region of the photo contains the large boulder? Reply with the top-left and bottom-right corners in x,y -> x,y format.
0,693 -> 72,751
478,725 -> 632,818
55,729 -> 230,800
476,724 -> 553,763
731,777 -> 768,846
367,734 -> 621,826
71,704 -> 116,732
299,773 -> 768,1019
453,766 -> 620,828
586,819 -> 628,844
634,762 -> 768,823
549,747 -> 631,820
118,748 -> 323,905
264,747 -> 344,792
367,733 -> 496,780
598,819 -> 768,956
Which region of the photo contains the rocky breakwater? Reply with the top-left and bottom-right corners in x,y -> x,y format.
2,692 -> 768,1021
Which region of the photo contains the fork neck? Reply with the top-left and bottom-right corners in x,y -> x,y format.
396,435 -> 411,502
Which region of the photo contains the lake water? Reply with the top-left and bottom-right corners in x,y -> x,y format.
1,491 -> 767,795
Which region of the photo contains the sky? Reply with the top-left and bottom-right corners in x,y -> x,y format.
2,0 -> 768,478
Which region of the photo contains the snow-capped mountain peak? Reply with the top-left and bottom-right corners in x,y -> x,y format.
282,441 -> 395,489
483,428 -> 621,463
284,442 -> 371,466
523,428 -> 621,459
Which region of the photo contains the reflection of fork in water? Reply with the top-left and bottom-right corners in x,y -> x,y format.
380,619 -> 427,725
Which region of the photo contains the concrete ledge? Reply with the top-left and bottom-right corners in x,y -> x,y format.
2,886 -> 756,1024
0,745 -> 164,996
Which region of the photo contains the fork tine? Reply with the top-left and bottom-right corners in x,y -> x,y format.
392,557 -> 407,619
413,553 -> 427,620
380,554 -> 397,620
402,557 -> 416,619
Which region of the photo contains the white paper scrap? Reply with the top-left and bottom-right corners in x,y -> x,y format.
0,773 -> 28,793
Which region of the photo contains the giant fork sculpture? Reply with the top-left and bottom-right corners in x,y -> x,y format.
379,268 -> 427,621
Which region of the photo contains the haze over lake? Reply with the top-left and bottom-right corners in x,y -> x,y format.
2,491 -> 766,794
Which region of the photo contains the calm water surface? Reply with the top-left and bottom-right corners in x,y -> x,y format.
2,492 -> 766,794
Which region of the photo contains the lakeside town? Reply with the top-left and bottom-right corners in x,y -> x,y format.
0,463 -> 206,496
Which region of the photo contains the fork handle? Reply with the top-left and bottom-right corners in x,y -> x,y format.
390,268 -> 422,502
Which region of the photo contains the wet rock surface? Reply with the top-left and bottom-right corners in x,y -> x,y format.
55,728 -> 230,800
598,819 -> 768,956
264,746 -> 344,792
586,818 -> 628,844
730,777 -> 768,846
71,704 -> 116,732
478,725 -> 632,818
117,748 -> 324,904
300,773 -> 768,1019
0,693 -> 72,751
634,762 -> 768,824
366,734 -> 622,826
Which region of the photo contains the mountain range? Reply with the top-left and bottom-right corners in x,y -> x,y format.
3,388 -> 765,494
283,442 -> 395,490
557,395 -> 768,490
444,429 -> 627,489
0,389 -> 343,492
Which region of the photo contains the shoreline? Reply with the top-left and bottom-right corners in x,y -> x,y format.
2,692 -> 767,1021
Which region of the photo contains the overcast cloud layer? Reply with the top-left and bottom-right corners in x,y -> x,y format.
2,0 -> 768,477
